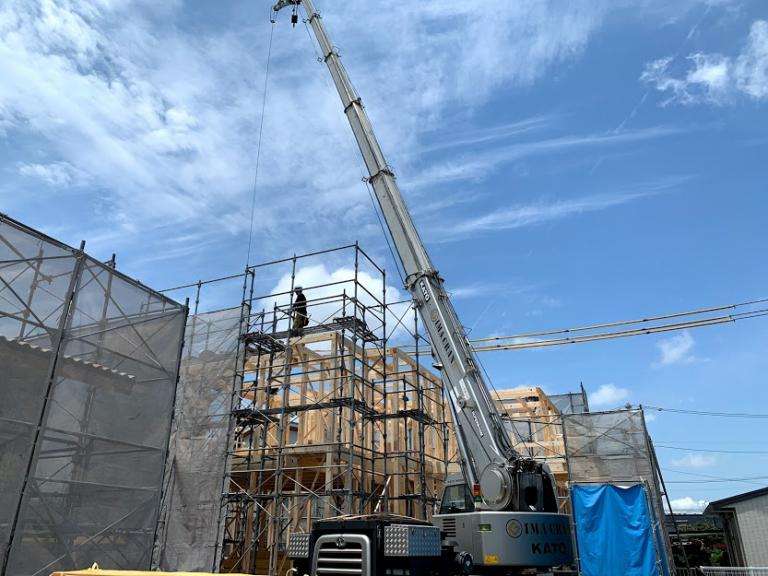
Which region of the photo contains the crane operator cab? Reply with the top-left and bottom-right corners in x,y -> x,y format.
432,469 -> 573,573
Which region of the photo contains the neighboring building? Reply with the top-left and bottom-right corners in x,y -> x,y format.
705,486 -> 768,566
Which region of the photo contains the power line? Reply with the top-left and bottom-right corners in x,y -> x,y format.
473,315 -> 735,351
469,297 -> 768,352
665,477 -> 768,485
365,179 -> 406,286
655,439 -> 768,446
473,308 -> 768,352
656,445 -> 768,455
644,406 -> 768,419
662,468 -> 768,486
665,478 -> 768,484
472,300 -> 765,343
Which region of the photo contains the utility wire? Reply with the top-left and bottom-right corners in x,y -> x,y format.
665,478 -> 768,484
656,445 -> 768,455
655,439 -> 768,446
473,315 -> 730,351
471,298 -> 768,344
391,298 -> 768,355
644,406 -> 768,419
662,468 -> 768,486
469,298 -> 768,352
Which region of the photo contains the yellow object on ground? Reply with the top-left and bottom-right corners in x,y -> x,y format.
51,564 -> 254,576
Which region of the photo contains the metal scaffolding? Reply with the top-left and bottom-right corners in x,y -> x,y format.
0,213 -> 187,576
562,408 -> 679,575
157,244 -> 453,576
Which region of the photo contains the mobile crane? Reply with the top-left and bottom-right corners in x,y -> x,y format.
272,1 -> 573,574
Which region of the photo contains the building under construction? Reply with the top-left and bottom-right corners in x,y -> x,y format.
216,245 -> 454,575
1,214 -> 678,576
149,243 -> 605,576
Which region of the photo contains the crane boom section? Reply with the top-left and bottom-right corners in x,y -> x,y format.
273,0 -> 522,510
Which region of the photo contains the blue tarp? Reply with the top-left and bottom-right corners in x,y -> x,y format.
572,483 -> 665,576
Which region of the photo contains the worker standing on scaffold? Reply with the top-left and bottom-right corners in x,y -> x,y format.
291,286 -> 309,336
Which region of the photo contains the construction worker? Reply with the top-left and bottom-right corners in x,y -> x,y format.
291,286 -> 309,336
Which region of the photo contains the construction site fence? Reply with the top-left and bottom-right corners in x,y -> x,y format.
0,213 -> 187,576
562,408 -> 675,576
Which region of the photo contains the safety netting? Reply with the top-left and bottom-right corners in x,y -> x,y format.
563,409 -> 673,576
152,307 -> 244,572
0,214 -> 186,576
549,390 -> 590,415
563,409 -> 655,483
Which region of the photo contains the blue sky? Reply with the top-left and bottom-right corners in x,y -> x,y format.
1,0 -> 767,511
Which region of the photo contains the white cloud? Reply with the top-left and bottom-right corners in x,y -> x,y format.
642,53 -> 732,105
437,174 -> 689,240
669,496 -> 709,513
264,263 -> 410,343
0,0 -> 607,253
419,116 -> 556,155
17,161 -> 90,187
735,20 -> 768,99
0,0 -> 715,266
655,330 -> 697,366
505,336 -> 545,347
449,282 -> 529,301
688,53 -> 731,93
672,453 -> 717,468
642,19 -> 768,105
450,192 -> 651,237
411,126 -> 685,190
590,383 -> 629,408
450,284 -> 498,300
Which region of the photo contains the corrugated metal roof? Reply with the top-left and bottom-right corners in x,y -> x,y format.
705,485 -> 768,511
1,335 -> 135,380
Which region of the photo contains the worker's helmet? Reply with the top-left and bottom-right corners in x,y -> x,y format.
294,286 -> 303,292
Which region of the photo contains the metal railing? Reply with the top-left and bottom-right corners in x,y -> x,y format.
697,568 -> 768,576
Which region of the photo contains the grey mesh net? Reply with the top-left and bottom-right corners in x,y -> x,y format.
562,409 -> 674,573
549,391 -> 589,416
152,307 -> 244,572
0,215 -> 186,576
563,409 -> 655,483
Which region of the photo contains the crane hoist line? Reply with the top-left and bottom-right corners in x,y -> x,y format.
271,2 -> 574,575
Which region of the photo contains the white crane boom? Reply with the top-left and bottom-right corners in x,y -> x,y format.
273,0 -> 554,513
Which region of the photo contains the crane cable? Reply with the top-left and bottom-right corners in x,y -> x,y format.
245,13 -> 276,267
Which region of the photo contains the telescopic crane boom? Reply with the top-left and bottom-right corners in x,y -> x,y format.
273,0 -> 550,512
274,3 -> 573,573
